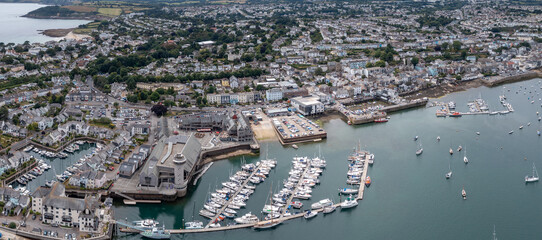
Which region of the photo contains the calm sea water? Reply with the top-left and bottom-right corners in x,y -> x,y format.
114,78 -> 542,239
0,3 -> 89,44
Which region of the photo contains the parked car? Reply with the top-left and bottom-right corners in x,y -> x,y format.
52,222 -> 59,227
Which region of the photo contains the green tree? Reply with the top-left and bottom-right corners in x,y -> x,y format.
139,91 -> 148,100
27,122 -> 39,131
127,94 -> 138,103
452,41 -> 462,52
411,57 -> 419,67
150,91 -> 160,101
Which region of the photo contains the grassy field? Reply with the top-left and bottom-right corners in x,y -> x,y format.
63,5 -> 98,13
98,8 -> 122,17
73,21 -> 100,34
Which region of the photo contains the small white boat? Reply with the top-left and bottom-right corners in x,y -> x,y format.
519,126 -> 524,129
462,187 -> 467,200
509,131 -> 514,134
416,143 -> 423,156
303,210 -> 318,219
311,199 -> 333,209
476,132 -> 480,135
292,144 -> 298,149
322,205 -> 336,214
437,136 -> 441,141
209,223 -> 221,228
184,221 -> 203,229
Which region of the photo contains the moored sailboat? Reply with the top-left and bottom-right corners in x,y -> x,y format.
525,163 -> 539,183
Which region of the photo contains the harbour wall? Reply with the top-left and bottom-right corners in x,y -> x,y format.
482,71 -> 542,87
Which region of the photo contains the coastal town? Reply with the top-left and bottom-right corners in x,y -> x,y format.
0,0 -> 541,239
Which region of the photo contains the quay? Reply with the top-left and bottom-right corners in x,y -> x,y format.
271,114 -> 327,145
340,98 -> 428,125
281,157 -> 312,215
357,153 -> 370,200
204,162 -> 265,228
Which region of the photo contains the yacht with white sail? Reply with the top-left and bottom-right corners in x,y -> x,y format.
525,163 -> 539,183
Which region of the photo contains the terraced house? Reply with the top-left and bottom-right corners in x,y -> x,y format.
31,183 -> 107,233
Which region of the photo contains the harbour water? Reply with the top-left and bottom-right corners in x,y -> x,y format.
0,3 -> 90,44
14,143 -> 96,192
113,78 -> 542,239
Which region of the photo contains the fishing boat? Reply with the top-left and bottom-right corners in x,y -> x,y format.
461,187 -> 467,200
338,188 -> 358,194
525,163 -> 539,183
340,195 -> 358,209
304,210 -> 318,219
322,205 -> 336,214
140,226 -> 170,239
416,143 -> 423,156
365,176 -> 372,187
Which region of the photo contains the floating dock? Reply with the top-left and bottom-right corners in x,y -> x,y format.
204,163 -> 265,228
